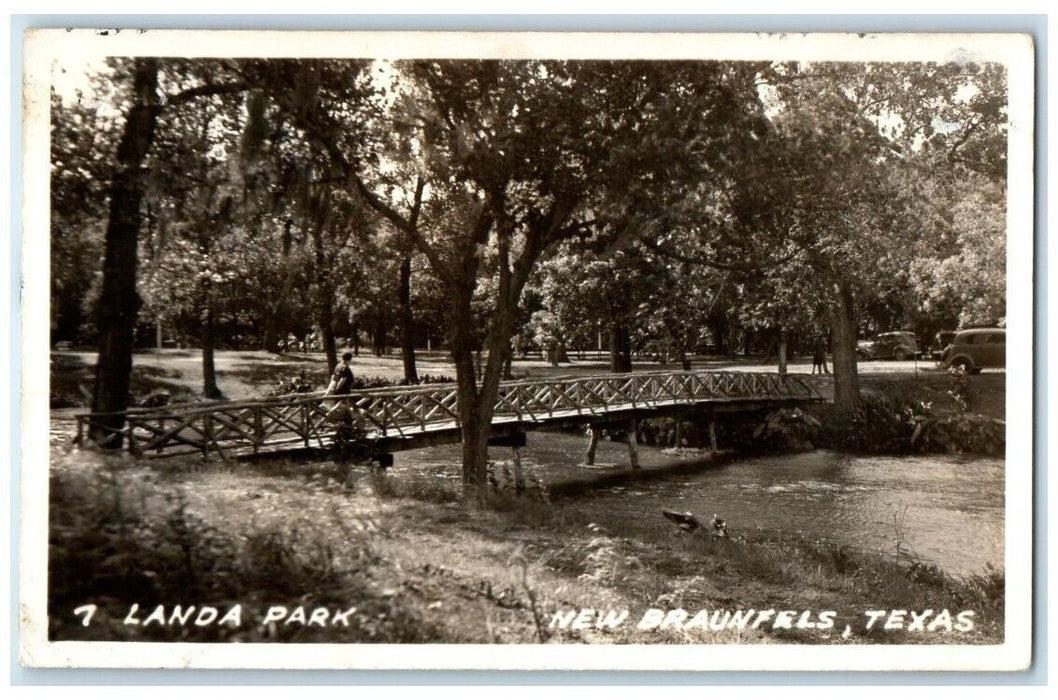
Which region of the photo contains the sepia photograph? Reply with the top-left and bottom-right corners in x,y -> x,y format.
19,29 -> 1034,671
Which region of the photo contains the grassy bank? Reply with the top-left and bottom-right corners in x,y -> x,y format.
805,370 -> 1005,456
49,448 -> 1003,645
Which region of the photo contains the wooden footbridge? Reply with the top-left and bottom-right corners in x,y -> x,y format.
75,370 -> 820,462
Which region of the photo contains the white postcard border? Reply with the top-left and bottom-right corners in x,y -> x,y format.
18,28 -> 1036,671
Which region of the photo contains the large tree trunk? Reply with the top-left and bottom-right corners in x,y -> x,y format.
460,327 -> 514,504
451,295 -> 492,503
456,380 -> 491,501
90,59 -> 161,446
609,321 -> 632,373
830,281 -> 860,415
777,326 -> 788,375
711,314 -> 728,355
372,310 -> 387,357
319,312 -> 337,374
201,287 -> 222,399
263,220 -> 297,352
398,256 -> 419,383
449,208 -> 521,503
315,273 -> 337,374
310,215 -> 338,373
263,315 -> 281,353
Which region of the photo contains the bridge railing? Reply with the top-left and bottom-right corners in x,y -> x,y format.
74,370 -> 817,458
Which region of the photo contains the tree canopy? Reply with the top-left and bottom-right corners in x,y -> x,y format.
51,55 -> 1008,492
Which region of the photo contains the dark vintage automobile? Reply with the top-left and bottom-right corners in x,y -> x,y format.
931,331 -> 958,361
856,331 -> 921,361
940,328 -> 1006,373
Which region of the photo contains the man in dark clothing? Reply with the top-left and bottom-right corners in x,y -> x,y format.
325,352 -> 363,472
812,337 -> 830,375
325,351 -> 358,429
330,351 -> 355,395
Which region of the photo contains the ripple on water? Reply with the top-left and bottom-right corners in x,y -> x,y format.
392,437 -> 1004,577
588,450 -> 1004,577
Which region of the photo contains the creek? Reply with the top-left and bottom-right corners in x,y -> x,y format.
391,431 -> 1004,577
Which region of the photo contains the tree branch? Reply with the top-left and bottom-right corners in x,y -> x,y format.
166,81 -> 251,107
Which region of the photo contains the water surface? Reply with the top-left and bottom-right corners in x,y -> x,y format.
392,432 -> 1004,576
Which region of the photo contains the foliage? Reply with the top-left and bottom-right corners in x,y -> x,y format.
50,86 -> 120,343
52,56 -> 1009,485
48,451 -> 435,642
264,371 -> 317,398
53,59 -> 1009,356
806,383 -> 1004,456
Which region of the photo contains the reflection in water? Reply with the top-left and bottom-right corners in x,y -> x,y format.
392,432 -> 1004,576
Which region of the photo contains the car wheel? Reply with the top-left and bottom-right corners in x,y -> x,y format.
952,359 -> 973,373
894,348 -> 908,361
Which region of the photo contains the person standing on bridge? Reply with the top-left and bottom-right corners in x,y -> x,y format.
328,352 -> 356,396
325,351 -> 357,426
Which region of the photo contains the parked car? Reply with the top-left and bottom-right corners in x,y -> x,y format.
940,328 -> 1006,373
931,330 -> 958,361
856,331 -> 920,361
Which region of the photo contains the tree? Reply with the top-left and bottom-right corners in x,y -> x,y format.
524,244 -> 643,368
641,60 -> 1011,414
261,58 -> 764,498
393,60 -> 770,496
139,72 -> 259,398
88,58 -> 163,442
50,84 -> 120,346
908,172 -> 1006,329
763,61 -> 1008,412
83,58 -> 249,441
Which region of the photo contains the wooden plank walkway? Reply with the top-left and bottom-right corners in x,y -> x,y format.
75,370 -> 819,460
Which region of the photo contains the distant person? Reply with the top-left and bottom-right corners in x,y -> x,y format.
325,351 -> 356,425
812,337 -> 829,375
328,352 -> 355,396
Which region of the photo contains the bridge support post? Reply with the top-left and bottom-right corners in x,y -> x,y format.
584,426 -> 599,466
253,408 -> 262,456
627,418 -> 640,470
510,447 -> 525,492
202,414 -> 212,461
709,418 -> 718,453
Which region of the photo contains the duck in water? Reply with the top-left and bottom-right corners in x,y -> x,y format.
662,509 -> 728,538
710,513 -> 728,538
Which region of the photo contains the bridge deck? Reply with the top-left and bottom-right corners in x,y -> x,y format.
75,370 -> 820,460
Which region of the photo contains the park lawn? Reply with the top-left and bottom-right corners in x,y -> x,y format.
50,348 -> 1005,420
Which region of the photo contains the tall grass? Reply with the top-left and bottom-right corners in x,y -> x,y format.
48,450 -> 434,642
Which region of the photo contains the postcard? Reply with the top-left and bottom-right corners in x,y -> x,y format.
20,28 -> 1034,670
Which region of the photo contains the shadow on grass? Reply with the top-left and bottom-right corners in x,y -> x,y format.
51,357 -> 199,409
